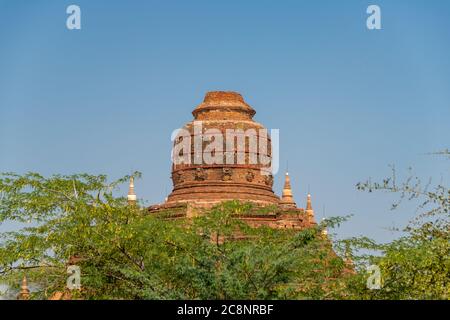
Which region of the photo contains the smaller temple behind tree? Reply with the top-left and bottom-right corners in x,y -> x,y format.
17,276 -> 30,300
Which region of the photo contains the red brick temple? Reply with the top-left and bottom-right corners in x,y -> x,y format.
144,91 -> 316,230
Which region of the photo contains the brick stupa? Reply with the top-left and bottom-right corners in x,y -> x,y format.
167,91 -> 279,205
149,91 -> 316,230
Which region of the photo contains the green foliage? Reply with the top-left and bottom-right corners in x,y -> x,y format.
348,151 -> 450,300
0,173 -> 349,300
2,148 -> 448,300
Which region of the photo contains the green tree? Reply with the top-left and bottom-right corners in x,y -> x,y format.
347,151 -> 450,299
0,172 -> 350,300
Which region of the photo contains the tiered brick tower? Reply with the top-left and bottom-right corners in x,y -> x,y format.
166,91 -> 279,206
148,91 -> 316,230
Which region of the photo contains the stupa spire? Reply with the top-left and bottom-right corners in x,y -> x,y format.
305,193 -> 315,223
280,172 -> 296,208
127,176 -> 137,205
343,245 -> 355,273
306,193 -> 312,210
345,246 -> 353,266
17,275 -> 30,300
321,217 -> 328,236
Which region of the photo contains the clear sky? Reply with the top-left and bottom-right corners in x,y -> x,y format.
0,0 -> 449,243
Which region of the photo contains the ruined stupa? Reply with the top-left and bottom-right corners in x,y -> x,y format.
148,91 -> 316,230
166,91 -> 279,206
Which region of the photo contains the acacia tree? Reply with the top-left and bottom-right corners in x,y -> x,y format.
345,151 -> 450,299
1,152 -> 448,300
0,172 -> 350,300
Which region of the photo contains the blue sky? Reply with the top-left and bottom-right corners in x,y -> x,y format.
0,0 -> 449,243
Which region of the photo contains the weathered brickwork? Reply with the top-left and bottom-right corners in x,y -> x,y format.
148,91 -> 316,230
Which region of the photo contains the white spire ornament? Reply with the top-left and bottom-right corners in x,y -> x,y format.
127,176 -> 137,205
305,193 -> 315,223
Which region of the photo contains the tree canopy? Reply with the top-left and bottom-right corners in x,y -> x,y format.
0,152 -> 448,300
0,172 -> 349,299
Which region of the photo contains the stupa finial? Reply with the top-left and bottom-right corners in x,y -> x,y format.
280,171 -> 296,208
306,193 -> 312,210
127,176 -> 137,205
305,193 -> 315,223
17,275 -> 30,300
321,217 -> 328,236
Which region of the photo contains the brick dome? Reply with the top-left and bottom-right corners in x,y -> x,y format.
166,91 -> 280,206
